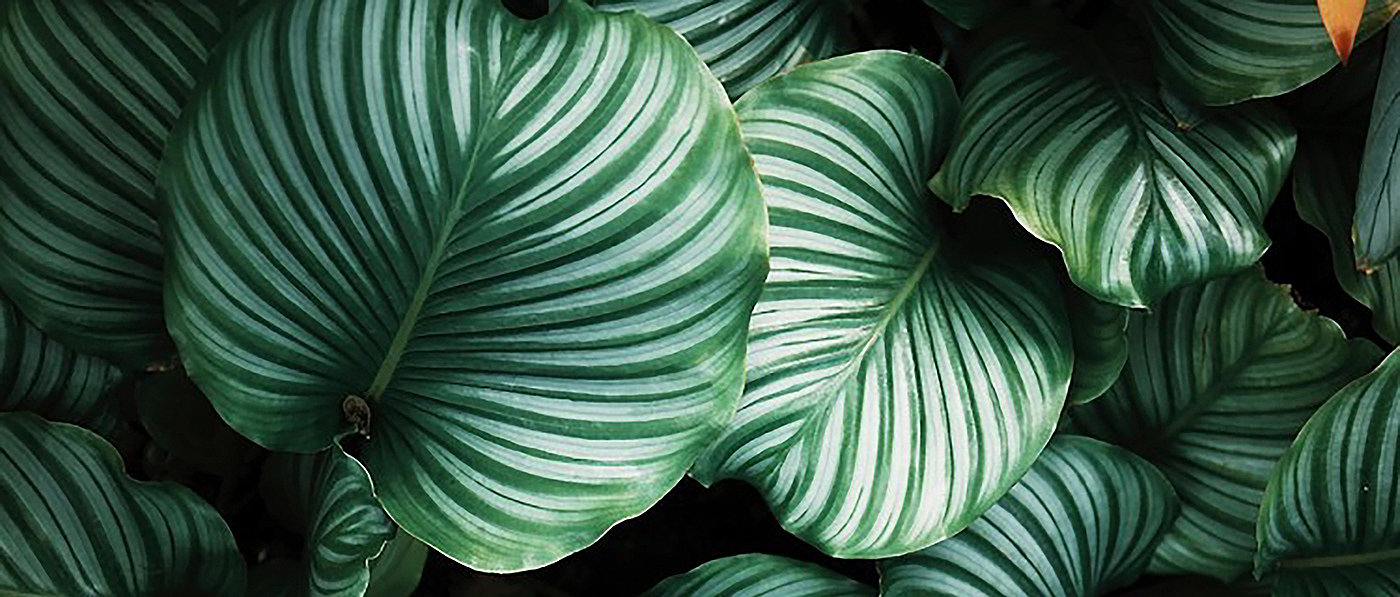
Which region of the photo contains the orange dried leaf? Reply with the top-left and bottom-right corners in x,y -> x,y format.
1317,0 -> 1366,63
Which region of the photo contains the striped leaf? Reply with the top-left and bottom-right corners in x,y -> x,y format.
253,448 -> 395,597
1256,349 -> 1400,593
931,24 -> 1296,308
1354,30 -> 1400,270
364,533 -> 428,597
879,436 -> 1179,597
1133,0 -> 1400,106
1071,269 -> 1382,582
592,0 -> 852,98
692,51 -> 1073,558
642,554 -> 873,597
0,0 -> 239,365
1,293 -> 124,438
1065,285 -> 1129,406
0,412 -> 244,596
159,0 -> 766,572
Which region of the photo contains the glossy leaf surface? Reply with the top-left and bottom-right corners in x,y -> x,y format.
1135,0 -> 1400,105
693,51 -> 1072,558
932,24 -> 1296,308
0,412 -> 244,596
160,0 -> 767,572
879,436 -> 1179,597
0,0 -> 238,364
1073,269 -> 1381,582
592,0 -> 852,98
1257,349 -> 1400,592
1353,30 -> 1400,270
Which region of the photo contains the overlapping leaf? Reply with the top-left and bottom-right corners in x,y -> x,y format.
932,24 -> 1296,308
159,0 -> 767,572
1071,269 -> 1381,582
1287,42 -> 1400,344
1064,286 -> 1129,405
1354,30 -> 1400,270
251,448 -> 395,597
642,554 -> 873,597
879,436 -> 1179,596
1256,349 -> 1400,593
1,293 -> 124,437
136,370 -> 259,475
692,51 -> 1072,558
592,0 -> 852,98
0,0 -> 239,364
1133,0 -> 1400,105
0,412 -> 244,596
364,533 -> 428,597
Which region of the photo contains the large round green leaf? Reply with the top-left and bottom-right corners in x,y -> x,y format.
252,448 -> 395,597
1354,30 -> 1400,270
642,554 -> 873,597
159,0 -> 766,572
1071,269 -> 1381,582
1133,0 -> 1400,106
1,293 -> 124,438
879,436 -> 1179,597
0,412 -> 244,596
592,0 -> 852,98
931,24 -> 1296,308
0,0 -> 238,365
1256,348 -> 1400,593
691,51 -> 1072,558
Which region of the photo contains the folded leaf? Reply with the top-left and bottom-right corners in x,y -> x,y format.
0,412 -> 244,596
643,554 -> 873,597
0,0 -> 240,365
1353,30 -> 1400,270
1134,0 -> 1399,105
592,0 -> 852,98
254,448 -> 396,597
932,24 -> 1296,308
1256,348 -> 1400,592
1072,269 -> 1381,582
693,50 -> 1072,558
160,0 -> 766,572
879,436 -> 1179,597
1,294 -> 124,438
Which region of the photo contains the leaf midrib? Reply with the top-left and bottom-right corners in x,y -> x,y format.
1134,313 -> 1286,456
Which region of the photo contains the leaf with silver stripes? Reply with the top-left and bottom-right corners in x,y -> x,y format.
1354,30 -> 1400,271
879,436 -> 1179,597
1071,269 -> 1382,582
0,0 -> 241,365
692,51 -> 1073,558
932,23 -> 1296,308
1132,0 -> 1400,106
592,0 -> 852,98
159,0 -> 766,572
642,554 -> 873,597
1255,348 -> 1400,593
0,412 -> 245,596
251,448 -> 396,597
1,293 -> 125,438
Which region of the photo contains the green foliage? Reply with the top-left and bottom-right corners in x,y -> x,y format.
2,0 -> 1400,594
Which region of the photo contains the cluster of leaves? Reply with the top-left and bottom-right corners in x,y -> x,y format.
1,0 -> 1399,595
